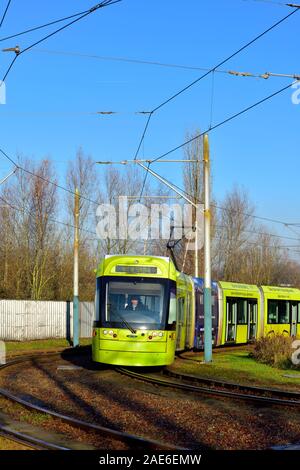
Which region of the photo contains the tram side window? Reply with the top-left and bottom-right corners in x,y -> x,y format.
227,298 -> 247,325
237,299 -> 247,325
226,300 -> 235,342
268,300 -> 277,324
187,294 -> 192,321
95,278 -> 104,321
227,300 -> 234,324
249,301 -> 256,321
186,293 -> 192,333
168,287 -> 177,325
95,284 -> 100,321
267,300 -> 290,324
178,297 -> 185,323
279,301 -> 289,323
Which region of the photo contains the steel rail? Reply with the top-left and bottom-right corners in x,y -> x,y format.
0,352 -> 184,451
177,345 -> 252,359
116,367 -> 300,407
164,368 -> 300,401
0,427 -> 70,450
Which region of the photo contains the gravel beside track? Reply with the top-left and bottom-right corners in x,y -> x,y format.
1,351 -> 300,450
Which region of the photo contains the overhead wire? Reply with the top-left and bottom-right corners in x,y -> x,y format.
211,233 -> 300,255
1,0 -> 121,83
209,71 -> 215,129
0,194 -> 97,235
241,0 -> 296,7
29,48 -> 300,80
1,2 -> 299,252
151,79 -> 298,162
151,7 -> 299,114
0,148 -> 102,207
0,1 -> 122,209
137,162 -> 300,244
166,219 -> 300,258
135,6 -> 299,197
4,141 -> 297,252
0,0 -> 11,28
0,5 -> 97,42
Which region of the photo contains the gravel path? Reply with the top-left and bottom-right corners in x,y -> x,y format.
1,354 -> 300,450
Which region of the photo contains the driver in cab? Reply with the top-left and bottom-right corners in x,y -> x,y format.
125,295 -> 148,311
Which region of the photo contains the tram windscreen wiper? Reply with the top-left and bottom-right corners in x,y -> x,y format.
109,305 -> 136,334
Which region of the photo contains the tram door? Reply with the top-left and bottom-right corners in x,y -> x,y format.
248,301 -> 257,340
226,299 -> 237,342
226,298 -> 258,343
176,297 -> 185,350
290,302 -> 298,337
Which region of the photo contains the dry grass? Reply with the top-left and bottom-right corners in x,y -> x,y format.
0,435 -> 32,450
252,334 -> 299,369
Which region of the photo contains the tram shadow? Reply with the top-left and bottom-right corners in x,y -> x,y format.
60,345 -> 112,372
60,346 -> 167,374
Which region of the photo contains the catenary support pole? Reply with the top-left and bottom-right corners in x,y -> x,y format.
73,187 -> 80,347
194,219 -> 199,277
203,134 -> 212,363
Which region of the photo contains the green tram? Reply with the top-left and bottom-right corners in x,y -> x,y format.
92,255 -> 300,365
92,255 -> 195,366
217,282 -> 261,346
260,286 -> 300,338
195,281 -> 300,348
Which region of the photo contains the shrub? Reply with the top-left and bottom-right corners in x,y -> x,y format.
252,334 -> 298,369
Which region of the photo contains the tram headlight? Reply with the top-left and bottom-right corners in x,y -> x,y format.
151,331 -> 163,338
103,330 -> 108,335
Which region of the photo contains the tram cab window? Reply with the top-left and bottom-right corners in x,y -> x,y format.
105,279 -> 167,326
267,300 -> 290,324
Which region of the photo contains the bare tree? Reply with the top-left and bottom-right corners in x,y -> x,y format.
213,186 -> 255,281
66,147 -> 100,237
0,159 -> 59,299
211,186 -> 296,286
174,130 -> 204,275
98,164 -> 153,256
65,148 -> 101,298
1,150 -> 299,303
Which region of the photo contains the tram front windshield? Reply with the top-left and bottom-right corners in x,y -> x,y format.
104,278 -> 168,329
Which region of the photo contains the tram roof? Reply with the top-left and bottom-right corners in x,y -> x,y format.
219,281 -> 260,294
96,254 -> 177,280
261,285 -> 300,299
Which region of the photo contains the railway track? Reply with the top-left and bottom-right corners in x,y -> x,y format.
178,344 -> 253,359
164,367 -> 300,401
0,426 -> 70,450
117,367 -> 300,407
0,352 -> 185,451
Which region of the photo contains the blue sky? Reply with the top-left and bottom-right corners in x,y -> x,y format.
0,0 -> 299,244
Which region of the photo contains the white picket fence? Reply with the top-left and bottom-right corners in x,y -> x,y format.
0,300 -> 95,341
